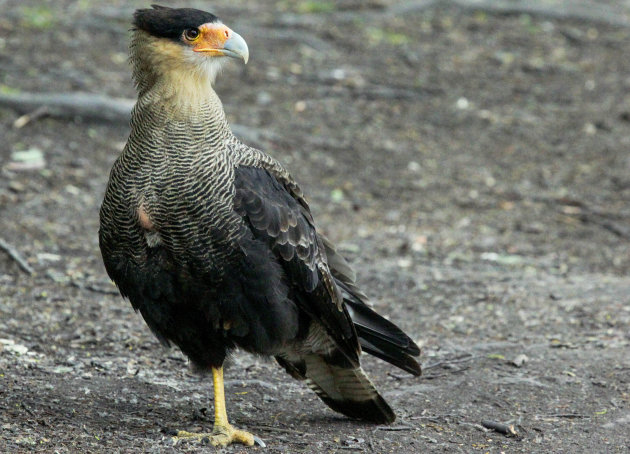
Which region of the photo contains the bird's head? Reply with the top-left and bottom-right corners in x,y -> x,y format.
130,5 -> 249,94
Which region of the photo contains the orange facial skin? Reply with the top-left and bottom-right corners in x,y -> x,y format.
187,23 -> 232,55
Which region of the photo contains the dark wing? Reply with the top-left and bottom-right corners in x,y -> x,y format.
233,165 -> 360,363
233,165 -> 417,423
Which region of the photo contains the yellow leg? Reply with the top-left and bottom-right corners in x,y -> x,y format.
174,366 -> 258,447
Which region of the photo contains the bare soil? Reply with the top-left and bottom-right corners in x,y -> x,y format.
1,1 -> 629,452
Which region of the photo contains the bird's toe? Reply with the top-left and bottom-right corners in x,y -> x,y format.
173,425 -> 257,448
211,424 -> 256,447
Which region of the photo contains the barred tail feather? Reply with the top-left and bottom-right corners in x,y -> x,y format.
277,353 -> 396,424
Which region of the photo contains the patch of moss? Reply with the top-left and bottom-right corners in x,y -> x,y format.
20,6 -> 56,29
297,1 -> 336,14
0,85 -> 20,95
366,27 -> 410,46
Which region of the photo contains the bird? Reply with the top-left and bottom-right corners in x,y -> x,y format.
99,5 -> 421,448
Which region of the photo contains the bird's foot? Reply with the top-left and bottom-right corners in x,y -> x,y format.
174,424 -> 264,448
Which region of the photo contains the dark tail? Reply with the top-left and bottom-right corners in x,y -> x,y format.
319,235 -> 422,376
344,292 -> 421,376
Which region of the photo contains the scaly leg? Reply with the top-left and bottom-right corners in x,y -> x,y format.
174,366 -> 258,447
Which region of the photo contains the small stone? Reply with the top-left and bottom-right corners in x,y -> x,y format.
330,188 -> 344,203
7,148 -> 46,171
8,181 -> 25,192
407,161 -> 421,172
583,123 -> 596,135
256,91 -> 272,106
456,97 -> 470,110
511,354 -> 528,367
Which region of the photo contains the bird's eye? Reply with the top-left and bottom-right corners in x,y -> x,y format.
184,28 -> 200,41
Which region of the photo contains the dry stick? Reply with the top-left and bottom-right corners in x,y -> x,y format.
0,92 -> 278,146
252,424 -> 310,436
410,413 -> 461,420
0,92 -> 134,124
0,238 -> 33,275
481,420 -> 517,436
578,213 -> 630,240
376,425 -> 414,431
540,413 -> 590,419
459,421 -> 488,432
13,106 -> 50,129
531,195 -> 630,240
423,354 -> 476,370
69,280 -> 120,295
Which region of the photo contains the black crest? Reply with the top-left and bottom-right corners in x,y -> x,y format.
133,5 -> 219,40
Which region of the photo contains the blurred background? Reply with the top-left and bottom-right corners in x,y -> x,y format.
0,1 -> 629,452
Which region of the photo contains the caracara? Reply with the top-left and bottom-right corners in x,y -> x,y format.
99,5 -> 421,447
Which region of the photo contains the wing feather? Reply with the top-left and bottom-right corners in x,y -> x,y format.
233,166 -> 359,358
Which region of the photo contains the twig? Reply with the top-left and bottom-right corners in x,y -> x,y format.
423,354 -> 476,370
423,365 -> 471,379
458,421 -> 488,432
0,91 -> 134,124
252,424 -> 310,436
13,106 -> 50,129
0,91 -> 276,146
539,413 -> 590,419
20,403 -> 35,417
481,420 -> 517,436
410,413 -> 461,421
69,280 -> 119,295
387,371 -> 408,380
375,425 -> 414,431
0,237 -> 33,275
275,435 -> 309,445
578,213 -> 630,240
532,196 -> 630,240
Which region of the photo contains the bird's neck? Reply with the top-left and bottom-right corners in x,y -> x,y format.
129,33 -> 233,141
131,74 -> 234,146
145,75 -> 225,116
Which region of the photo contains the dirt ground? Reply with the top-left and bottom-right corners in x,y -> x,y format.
1,0 -> 629,452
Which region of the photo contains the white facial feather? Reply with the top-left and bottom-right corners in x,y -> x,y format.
183,47 -> 228,85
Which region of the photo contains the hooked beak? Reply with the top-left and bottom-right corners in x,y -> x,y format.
221,31 -> 249,64
192,24 -> 249,64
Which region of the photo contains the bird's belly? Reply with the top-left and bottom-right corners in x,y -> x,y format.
117,246 -> 304,369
